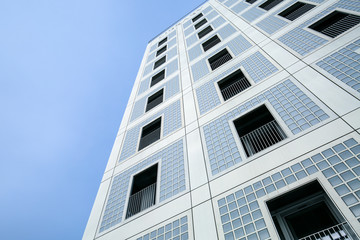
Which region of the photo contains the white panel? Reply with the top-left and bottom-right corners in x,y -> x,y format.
193,200 -> 218,240
262,41 -> 299,69
186,129 -> 208,189
104,133 -> 124,172
343,107 -> 360,131
294,67 -> 360,116
191,184 -> 211,207
82,179 -> 112,240
183,91 -> 198,126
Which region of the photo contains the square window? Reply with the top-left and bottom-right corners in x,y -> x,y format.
139,117 -> 161,150
246,0 -> 257,4
278,2 -> 315,21
158,37 -> 167,47
154,56 -> 166,70
194,18 -> 207,30
267,181 -> 356,239
126,164 -> 158,218
156,45 -> 167,57
233,105 -> 286,157
146,89 -> 164,112
218,69 -> 251,101
151,70 -> 165,87
192,13 -> 203,22
198,25 -> 213,39
309,11 -> 360,38
208,48 -> 233,70
259,0 -> 283,11
202,35 -> 221,52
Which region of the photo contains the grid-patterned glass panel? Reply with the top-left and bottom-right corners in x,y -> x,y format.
217,138 -> 360,239
136,215 -> 189,240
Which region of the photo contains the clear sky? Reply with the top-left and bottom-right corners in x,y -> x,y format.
0,1 -> 205,239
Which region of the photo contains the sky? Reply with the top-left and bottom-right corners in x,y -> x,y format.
0,1 -> 205,239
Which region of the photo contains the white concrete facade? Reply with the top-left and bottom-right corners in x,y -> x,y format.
83,0 -> 360,239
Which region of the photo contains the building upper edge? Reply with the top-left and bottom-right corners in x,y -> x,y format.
148,0 -> 209,43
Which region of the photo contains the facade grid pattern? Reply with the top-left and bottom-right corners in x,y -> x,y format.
99,140 -> 186,233
203,79 -> 330,175
218,138 -> 360,240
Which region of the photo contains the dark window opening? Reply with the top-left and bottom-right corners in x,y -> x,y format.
154,56 -> 166,70
198,25 -> 213,39
309,11 -> 360,38
246,0 -> 257,4
234,105 -> 286,157
194,18 -> 207,29
278,2 -> 315,21
156,45 -> 167,57
192,13 -> 203,22
218,69 -> 251,101
150,70 -> 165,87
202,35 -> 221,52
208,48 -> 233,71
158,37 -> 167,47
126,164 -> 158,218
138,117 -> 161,150
267,181 -> 357,240
146,89 -> 163,112
259,0 -> 283,11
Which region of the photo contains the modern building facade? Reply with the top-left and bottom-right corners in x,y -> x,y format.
83,0 -> 360,239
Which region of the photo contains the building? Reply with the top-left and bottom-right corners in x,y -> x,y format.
83,0 -> 360,239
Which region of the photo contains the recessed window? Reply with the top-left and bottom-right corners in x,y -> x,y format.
218,69 -> 251,101
259,0 -> 283,11
158,37 -> 167,47
150,70 -> 165,87
154,56 -> 166,70
202,35 -> 221,52
234,105 -> 286,157
139,118 -> 161,150
156,45 -> 167,57
146,89 -> 163,112
208,48 -> 233,71
192,13 -> 203,22
267,181 -> 357,240
198,25 -> 213,39
126,164 -> 158,218
194,18 -> 207,29
308,11 -> 360,38
246,0 -> 257,4
278,2 -> 315,21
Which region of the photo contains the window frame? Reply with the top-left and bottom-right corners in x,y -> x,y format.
153,56 -> 166,70
201,34 -> 222,52
207,47 -> 233,71
124,161 -> 161,220
138,117 -> 163,151
158,37 -> 167,47
146,88 -> 164,112
194,18 -> 208,30
197,25 -> 214,39
307,10 -> 360,39
228,103 -> 290,159
215,67 -> 253,101
156,45 -> 167,57
150,69 -> 166,88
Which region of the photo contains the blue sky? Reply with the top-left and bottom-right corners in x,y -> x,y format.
0,1 -> 205,239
